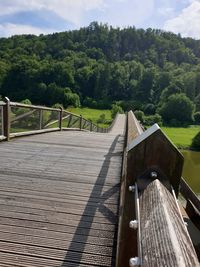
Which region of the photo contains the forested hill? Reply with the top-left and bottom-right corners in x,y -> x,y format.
0,22 -> 200,121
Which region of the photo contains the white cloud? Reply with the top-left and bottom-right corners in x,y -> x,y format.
157,7 -> 175,17
0,0 -> 105,26
0,23 -> 56,37
164,1 -> 200,38
100,0 -> 155,27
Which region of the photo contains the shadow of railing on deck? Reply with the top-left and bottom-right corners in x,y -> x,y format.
61,135 -> 121,267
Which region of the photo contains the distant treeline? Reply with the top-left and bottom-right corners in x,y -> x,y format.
1,22 -> 200,125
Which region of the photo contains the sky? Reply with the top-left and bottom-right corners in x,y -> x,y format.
0,0 -> 200,39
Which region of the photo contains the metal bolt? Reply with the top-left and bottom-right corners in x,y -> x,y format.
129,220 -> 138,230
150,171 -> 158,179
129,185 -> 135,192
129,257 -> 140,267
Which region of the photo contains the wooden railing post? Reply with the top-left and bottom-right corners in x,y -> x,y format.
3,97 -> 10,141
59,107 -> 63,131
116,111 -> 199,267
90,120 -> 93,132
79,115 -> 82,130
39,109 -> 43,130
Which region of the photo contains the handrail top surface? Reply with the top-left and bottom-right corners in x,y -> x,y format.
10,101 -> 95,122
129,110 -> 143,135
127,123 -> 160,151
9,101 -> 100,123
127,112 -> 184,159
0,98 -> 121,137
0,101 -> 5,106
10,101 -> 61,112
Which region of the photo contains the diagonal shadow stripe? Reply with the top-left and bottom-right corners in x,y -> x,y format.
61,135 -> 122,267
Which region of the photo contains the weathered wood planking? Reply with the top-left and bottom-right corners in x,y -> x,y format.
117,112 -> 199,267
0,114 -> 126,266
140,179 -> 199,267
116,111 -> 142,267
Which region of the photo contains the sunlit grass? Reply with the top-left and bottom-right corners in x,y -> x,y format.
161,126 -> 200,148
67,107 -> 112,128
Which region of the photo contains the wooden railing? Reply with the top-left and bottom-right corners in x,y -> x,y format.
0,101 -> 5,140
180,178 -> 200,230
116,111 -> 199,267
0,98 -> 111,141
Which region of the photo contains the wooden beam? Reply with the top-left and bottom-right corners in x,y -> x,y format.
3,97 -> 10,141
180,178 -> 200,213
79,115 -> 82,130
127,111 -> 143,144
127,124 -> 184,196
116,112 -> 138,267
59,107 -> 63,131
140,179 -> 199,267
0,105 -> 4,137
11,109 -> 36,123
10,128 -> 60,138
10,101 -> 60,112
39,109 -> 43,130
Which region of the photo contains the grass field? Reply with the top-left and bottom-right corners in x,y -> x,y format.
161,126 -> 200,148
67,107 -> 112,128
68,108 -> 200,148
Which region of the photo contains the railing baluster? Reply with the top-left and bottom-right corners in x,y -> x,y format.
3,97 -> 10,141
59,107 -> 63,131
39,109 -> 43,130
0,97 -> 117,139
79,115 -> 82,130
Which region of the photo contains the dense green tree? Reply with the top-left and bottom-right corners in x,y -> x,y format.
194,112 -> 200,124
158,93 -> 195,125
0,22 -> 200,115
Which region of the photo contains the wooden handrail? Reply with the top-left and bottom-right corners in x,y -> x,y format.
0,101 -> 6,106
10,101 -> 60,112
180,178 -> 200,213
0,105 -> 4,137
140,179 -> 199,267
116,111 -> 199,267
0,97 -> 117,140
11,109 -> 37,123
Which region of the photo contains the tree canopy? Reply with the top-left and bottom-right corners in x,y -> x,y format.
0,22 -> 200,125
158,93 -> 195,126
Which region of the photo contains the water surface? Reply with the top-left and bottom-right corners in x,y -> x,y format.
181,150 -> 200,194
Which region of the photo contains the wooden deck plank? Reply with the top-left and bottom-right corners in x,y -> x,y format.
0,114 -> 125,266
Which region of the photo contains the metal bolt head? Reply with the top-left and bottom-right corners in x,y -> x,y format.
129,220 -> 138,230
129,185 -> 135,192
129,257 -> 140,267
150,171 -> 158,179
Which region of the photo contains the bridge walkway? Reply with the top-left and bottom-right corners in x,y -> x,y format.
0,114 -> 126,267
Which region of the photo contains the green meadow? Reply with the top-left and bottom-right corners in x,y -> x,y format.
67,107 -> 112,128
161,126 -> 200,149
68,108 -> 200,148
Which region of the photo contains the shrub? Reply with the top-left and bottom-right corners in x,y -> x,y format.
191,131 -> 200,151
97,113 -> 106,123
144,114 -> 162,126
194,112 -> 200,125
143,103 -> 156,115
134,110 -> 144,123
111,104 -> 124,119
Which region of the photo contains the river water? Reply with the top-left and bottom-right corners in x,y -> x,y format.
181,150 -> 200,194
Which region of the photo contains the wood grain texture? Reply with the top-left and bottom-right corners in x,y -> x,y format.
0,115 -> 126,266
116,112 -> 140,267
140,179 -> 199,267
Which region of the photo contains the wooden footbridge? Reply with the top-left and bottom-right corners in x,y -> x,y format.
0,99 -> 200,267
